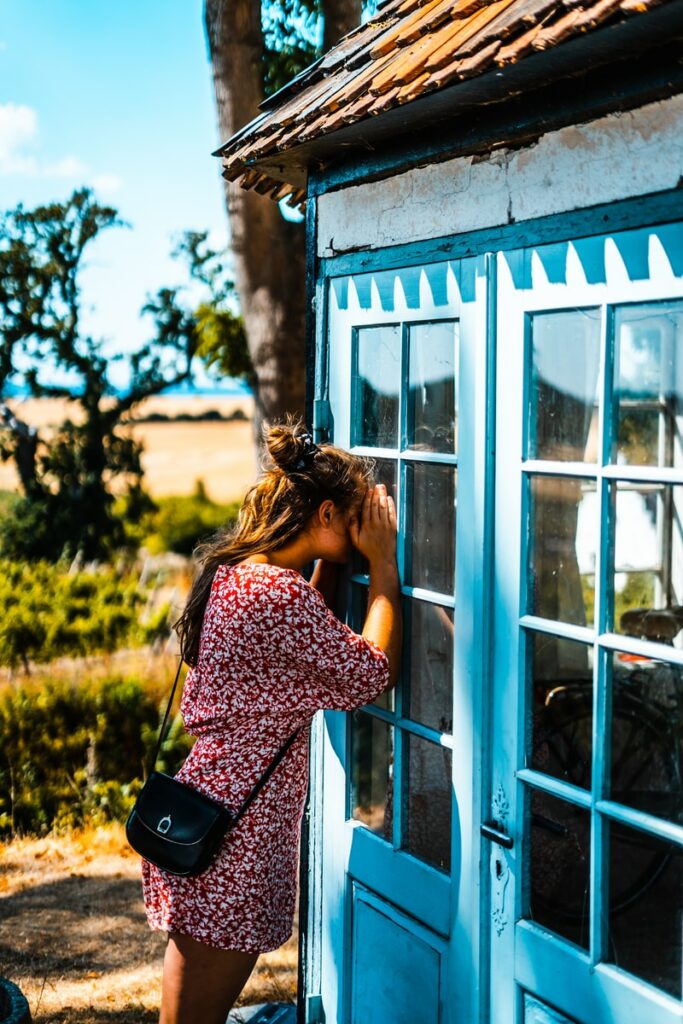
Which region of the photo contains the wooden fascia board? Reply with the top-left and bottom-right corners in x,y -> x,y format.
235,0 -> 683,193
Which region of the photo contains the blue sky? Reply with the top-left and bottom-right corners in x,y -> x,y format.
0,0 -> 262,391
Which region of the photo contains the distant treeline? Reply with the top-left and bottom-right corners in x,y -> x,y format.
130,407 -> 250,424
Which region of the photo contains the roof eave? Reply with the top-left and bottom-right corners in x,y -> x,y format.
221,0 -> 683,197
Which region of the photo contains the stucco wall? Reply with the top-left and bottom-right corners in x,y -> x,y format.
317,93 -> 683,257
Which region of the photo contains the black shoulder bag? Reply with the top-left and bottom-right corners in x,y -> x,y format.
125,657 -> 302,876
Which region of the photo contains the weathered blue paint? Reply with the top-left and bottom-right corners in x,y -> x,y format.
307,210 -> 683,1024
316,190 -> 683,279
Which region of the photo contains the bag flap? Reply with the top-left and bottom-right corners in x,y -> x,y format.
134,772 -> 233,847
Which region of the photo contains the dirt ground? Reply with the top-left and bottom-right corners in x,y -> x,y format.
0,824 -> 297,1023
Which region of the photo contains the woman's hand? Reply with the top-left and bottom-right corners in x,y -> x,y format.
348,484 -> 397,566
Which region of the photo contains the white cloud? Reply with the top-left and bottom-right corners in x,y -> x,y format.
0,101 -> 123,192
43,154 -> 90,178
0,102 -> 38,174
91,173 -> 123,195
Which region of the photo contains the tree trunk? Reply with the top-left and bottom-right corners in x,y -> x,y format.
205,0 -> 307,470
323,0 -> 361,50
203,0 -> 361,468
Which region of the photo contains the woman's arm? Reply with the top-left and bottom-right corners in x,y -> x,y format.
348,483 -> 401,690
363,558 -> 401,690
308,558 -> 340,611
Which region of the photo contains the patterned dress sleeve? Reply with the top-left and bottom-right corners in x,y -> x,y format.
257,570 -> 392,713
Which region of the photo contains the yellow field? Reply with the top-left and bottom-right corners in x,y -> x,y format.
0,395 -> 259,504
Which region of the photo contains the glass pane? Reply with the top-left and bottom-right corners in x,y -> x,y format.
349,711 -> 393,841
607,822 -> 683,998
353,325 -> 401,448
405,462 -> 456,595
614,302 -> 683,469
529,309 -> 601,462
407,321 -> 458,454
406,599 -> 454,733
613,482 -> 683,648
609,650 -> 683,824
528,475 -> 598,627
527,788 -> 590,949
352,458 -> 398,579
350,583 -> 395,712
402,735 -> 451,872
528,632 -> 594,790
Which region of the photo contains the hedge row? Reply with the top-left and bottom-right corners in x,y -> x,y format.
0,560 -> 164,671
0,673 -> 193,836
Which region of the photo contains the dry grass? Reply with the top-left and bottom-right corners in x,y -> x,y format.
0,648 -> 183,699
0,396 -> 258,503
0,824 -> 298,1023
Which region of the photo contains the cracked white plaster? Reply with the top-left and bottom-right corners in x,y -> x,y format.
317,93 -> 683,256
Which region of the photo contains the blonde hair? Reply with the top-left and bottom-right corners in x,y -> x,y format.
174,413 -> 376,666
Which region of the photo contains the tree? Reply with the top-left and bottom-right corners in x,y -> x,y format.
0,189 -> 217,561
204,0 -> 365,459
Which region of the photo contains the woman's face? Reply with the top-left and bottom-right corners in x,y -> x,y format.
317,496 -> 364,563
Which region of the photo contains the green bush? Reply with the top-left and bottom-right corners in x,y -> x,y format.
0,560 -> 146,670
0,673 -> 193,836
143,482 -> 240,556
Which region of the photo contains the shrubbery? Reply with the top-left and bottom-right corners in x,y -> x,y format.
139,481 -> 240,556
0,672 -> 193,836
0,560 -> 151,671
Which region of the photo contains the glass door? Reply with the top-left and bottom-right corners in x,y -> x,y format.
316,255 -> 488,1024
491,222 -> 683,1024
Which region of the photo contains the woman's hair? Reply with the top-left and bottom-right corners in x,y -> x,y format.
174,413 -> 377,667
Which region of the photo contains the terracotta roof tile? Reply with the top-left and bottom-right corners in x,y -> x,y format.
214,0 -> 679,207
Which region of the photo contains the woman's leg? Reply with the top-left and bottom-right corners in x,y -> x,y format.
159,930 -> 259,1024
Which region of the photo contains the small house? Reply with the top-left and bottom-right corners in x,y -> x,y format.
214,1 -> 683,1021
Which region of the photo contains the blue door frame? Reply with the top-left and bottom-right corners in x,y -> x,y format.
304,188 -> 683,1024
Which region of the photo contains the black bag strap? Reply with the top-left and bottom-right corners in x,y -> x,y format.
232,724 -> 302,825
152,655 -> 185,767
153,655 -> 302,821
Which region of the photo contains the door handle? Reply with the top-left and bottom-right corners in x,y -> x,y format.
480,822 -> 514,849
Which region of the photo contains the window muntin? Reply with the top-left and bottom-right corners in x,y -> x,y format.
335,260 -> 459,876
520,294 -> 683,997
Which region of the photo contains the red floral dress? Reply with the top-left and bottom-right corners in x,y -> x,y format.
141,562 -> 390,953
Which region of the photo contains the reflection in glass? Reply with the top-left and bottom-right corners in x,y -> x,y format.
528,632 -> 593,790
529,309 -> 601,462
352,458 -> 398,580
613,482 -> 683,648
403,735 -> 451,872
407,321 -> 458,454
349,711 -> 393,841
528,475 -> 597,627
350,583 -> 395,712
406,599 -> 454,733
607,823 -> 683,997
405,463 -> 456,595
527,789 -> 590,949
353,326 -> 401,448
609,651 -> 683,824
614,302 -> 683,469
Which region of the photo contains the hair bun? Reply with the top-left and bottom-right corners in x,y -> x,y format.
265,418 -> 318,473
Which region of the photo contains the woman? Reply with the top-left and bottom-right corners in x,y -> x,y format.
141,416 -> 402,1024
